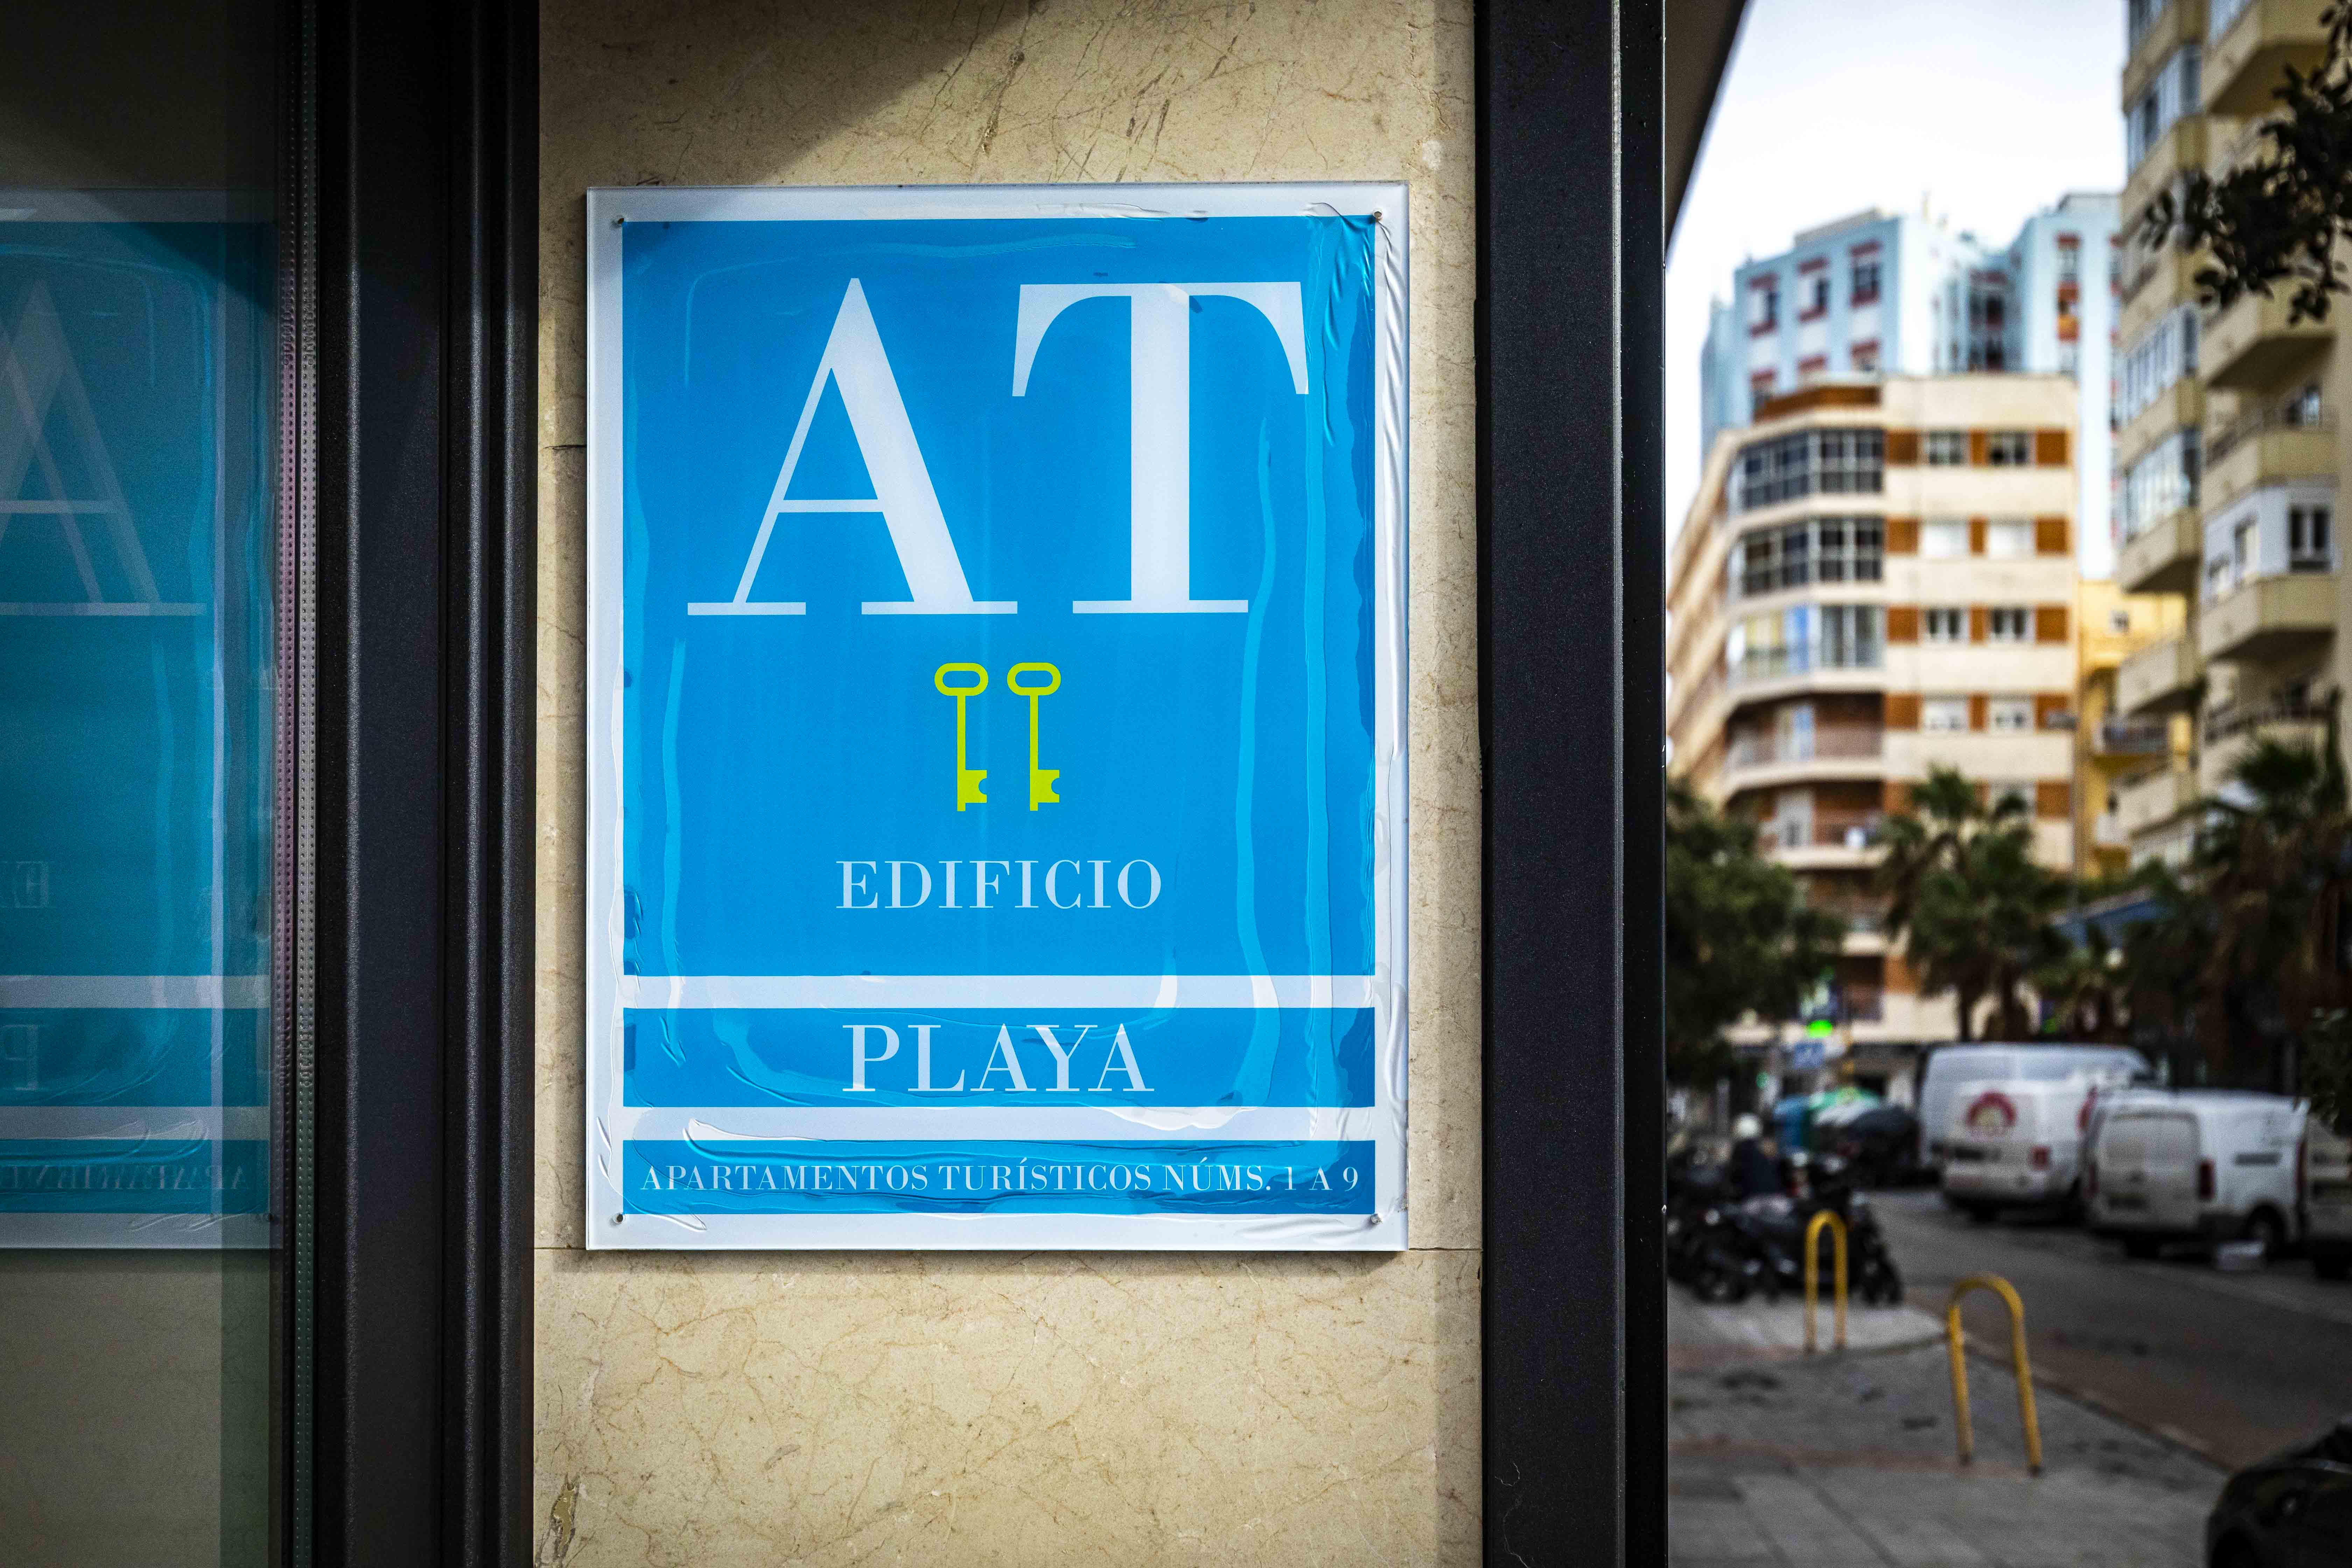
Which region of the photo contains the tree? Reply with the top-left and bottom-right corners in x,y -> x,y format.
1664,781 -> 1843,1085
2143,3 -> 2352,323
1903,820 -> 2067,1042
2036,922 -> 2128,1043
1875,766 -> 2040,1040
2190,733 -> 2352,1083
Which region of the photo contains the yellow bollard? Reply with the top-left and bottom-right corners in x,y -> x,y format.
1802,1210 -> 1849,1353
1945,1274 -> 2043,1476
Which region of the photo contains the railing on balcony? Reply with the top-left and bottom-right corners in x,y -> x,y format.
1732,647 -> 1885,686
1727,725 -> 1884,770
2096,716 -> 2172,755
2204,695 -> 2330,742
1839,984 -> 1885,1023
2203,401 -> 2332,467
1762,812 -> 1884,852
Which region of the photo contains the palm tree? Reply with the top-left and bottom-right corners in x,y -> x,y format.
2190,729 -> 2352,1082
2036,923 -> 2126,1042
1904,821 -> 2066,1041
1877,765 -> 2038,1041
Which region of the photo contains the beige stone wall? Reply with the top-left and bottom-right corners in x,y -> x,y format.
535,4 -> 1478,1561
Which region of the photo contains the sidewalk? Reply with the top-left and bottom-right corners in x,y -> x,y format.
1668,1294 -> 2224,1567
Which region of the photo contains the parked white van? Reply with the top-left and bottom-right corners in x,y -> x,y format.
1938,1052 -> 2147,1219
1917,1043 -> 2148,1176
2086,1091 -> 2307,1258
2304,1118 -> 2352,1281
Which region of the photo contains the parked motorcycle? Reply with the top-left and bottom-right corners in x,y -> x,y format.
1674,1153 -> 1903,1307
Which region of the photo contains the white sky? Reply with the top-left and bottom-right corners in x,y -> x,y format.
1668,0 -> 2129,562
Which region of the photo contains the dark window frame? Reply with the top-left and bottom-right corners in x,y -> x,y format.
280,0 -> 537,1558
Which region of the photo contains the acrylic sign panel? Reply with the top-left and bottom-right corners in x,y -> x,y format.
586,184 -> 1407,1248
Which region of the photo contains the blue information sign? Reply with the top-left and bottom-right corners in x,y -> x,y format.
587,185 -> 1407,1248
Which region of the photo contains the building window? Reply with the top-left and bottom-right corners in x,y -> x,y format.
1734,428 -> 1885,511
2118,427 -> 2201,540
1921,519 -> 1970,558
2291,504 -> 2333,570
1750,282 -> 1779,331
1989,780 -> 2034,813
1802,273 -> 1830,317
1925,430 -> 1967,465
1850,340 -> 1880,374
1729,603 -> 1884,682
1985,519 -> 2034,558
1819,603 -> 1882,668
1924,606 -> 1967,643
1732,517 -> 1884,597
2118,307 -> 2199,426
1985,430 -> 2032,465
1987,606 -> 2031,642
1988,697 -> 2033,733
2126,47 -> 2202,172
1851,258 -> 1881,304
1922,697 -> 1970,733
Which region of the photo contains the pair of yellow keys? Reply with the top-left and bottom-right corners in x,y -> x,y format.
933,662 -> 1060,811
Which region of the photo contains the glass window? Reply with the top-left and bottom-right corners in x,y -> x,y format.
1986,430 -> 2032,465
1924,606 -> 1967,643
1988,697 -> 2033,733
1985,519 -> 2034,558
1987,606 -> 2031,642
1922,519 -> 1970,558
2118,428 -> 2201,540
1923,697 -> 1970,732
1734,428 -> 1885,511
2291,504 -> 2333,569
1925,430 -> 1967,465
1851,257 -> 1881,303
0,3 -> 284,1559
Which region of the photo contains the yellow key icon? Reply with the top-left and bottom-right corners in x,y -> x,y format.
934,663 -> 989,810
1007,662 -> 1061,810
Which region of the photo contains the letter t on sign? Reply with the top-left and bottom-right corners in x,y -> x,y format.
1011,283 -> 1308,613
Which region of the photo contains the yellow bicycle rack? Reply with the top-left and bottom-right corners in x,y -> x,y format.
1945,1274 -> 2043,1475
1802,1210 -> 1848,1354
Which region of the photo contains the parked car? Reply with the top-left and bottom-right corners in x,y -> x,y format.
2304,1119 -> 2352,1282
2086,1091 -> 2306,1260
2206,1415 -> 2352,1566
1915,1043 -> 2148,1175
1938,1054 -> 2144,1221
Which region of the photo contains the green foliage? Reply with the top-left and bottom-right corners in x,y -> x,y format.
1875,765 -> 2054,1040
1664,781 -> 1842,1085
2143,4 -> 2352,322
2306,1009 -> 2352,1134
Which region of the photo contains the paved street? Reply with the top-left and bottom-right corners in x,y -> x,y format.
1668,1295 -> 2221,1566
1875,1188 -> 2352,1467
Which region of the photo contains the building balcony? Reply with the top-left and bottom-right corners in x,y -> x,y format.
1727,650 -> 1886,704
2094,812 -> 2130,849
2123,117 -> 2209,232
2204,0 -> 2331,118
2120,246 -> 2202,329
2200,697 -> 2332,791
2202,288 -> 2333,391
2118,631 -> 2203,715
2116,378 -> 2204,472
2125,0 -> 2207,105
1761,812 -> 1885,870
2094,715 -> 2175,756
2199,569 -> 2337,662
2117,761 -> 2198,836
2202,407 -> 2335,508
2118,505 -> 2204,594
1724,724 -> 1884,789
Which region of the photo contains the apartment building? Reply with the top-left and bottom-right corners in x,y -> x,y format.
1668,376 -> 2082,1081
1701,195 -> 2119,561
2113,0 -> 2345,867
2074,579 -> 2191,878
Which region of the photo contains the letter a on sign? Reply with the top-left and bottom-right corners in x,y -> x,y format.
690,279 -> 1012,618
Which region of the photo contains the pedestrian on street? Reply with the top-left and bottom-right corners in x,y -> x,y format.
1729,1114 -> 1781,1199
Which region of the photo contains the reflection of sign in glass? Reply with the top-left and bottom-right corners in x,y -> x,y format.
586,184 -> 1408,1249
0,195 -> 275,1246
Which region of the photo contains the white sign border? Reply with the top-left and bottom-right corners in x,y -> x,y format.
584,182 -> 1409,1250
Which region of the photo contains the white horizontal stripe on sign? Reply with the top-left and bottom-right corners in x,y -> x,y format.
617,974 -> 1382,1010
0,1107 -> 272,1140
0,975 -> 268,1009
